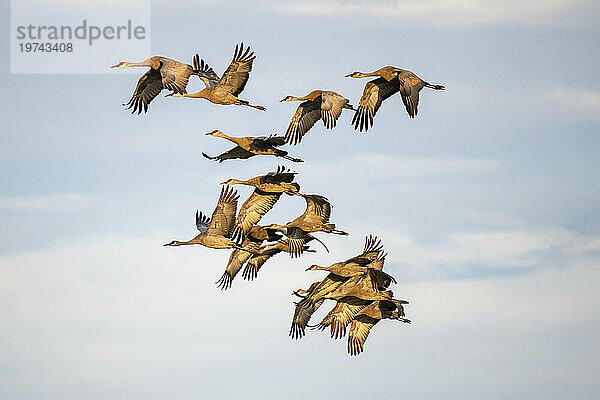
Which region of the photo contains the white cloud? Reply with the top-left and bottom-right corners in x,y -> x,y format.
547,87 -> 600,116
0,233 -> 598,399
343,225 -> 599,281
275,0 -> 599,27
0,193 -> 93,211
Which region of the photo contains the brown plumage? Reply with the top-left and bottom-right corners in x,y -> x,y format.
313,296 -> 373,340
288,236 -> 383,339
222,166 -> 301,243
112,55 -> 219,114
167,43 -> 265,111
215,225 -> 282,290
202,130 -> 303,163
241,237 -> 317,281
267,194 -> 347,257
309,238 -> 396,339
346,66 -> 444,131
289,274 -> 347,340
280,90 -> 355,145
347,300 -> 411,356
163,186 -> 240,250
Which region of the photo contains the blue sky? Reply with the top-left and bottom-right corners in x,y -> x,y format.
1,0 -> 600,399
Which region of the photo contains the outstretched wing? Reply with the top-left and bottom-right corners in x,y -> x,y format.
321,91 -> 348,129
216,238 -> 261,290
284,99 -> 322,145
202,146 -> 255,162
398,71 -> 424,118
216,42 -> 256,96
290,295 -> 324,340
251,135 -> 286,150
207,186 -> 239,237
289,274 -> 347,339
314,296 -> 372,339
290,194 -> 331,227
124,68 -> 164,114
347,314 -> 379,356
352,77 -> 401,132
159,58 -> 192,94
241,242 -> 285,281
192,54 -> 220,88
231,190 -> 282,242
343,235 -> 384,266
195,210 -> 210,233
261,165 -> 297,184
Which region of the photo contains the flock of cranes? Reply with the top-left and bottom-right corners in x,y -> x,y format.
114,42 -> 445,355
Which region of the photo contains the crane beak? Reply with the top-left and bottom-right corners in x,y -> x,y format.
344,73 -> 353,77
279,98 -> 287,102
111,63 -> 121,68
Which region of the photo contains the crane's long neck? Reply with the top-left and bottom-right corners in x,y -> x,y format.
179,89 -> 211,99
219,134 -> 242,146
123,60 -> 153,68
164,236 -> 203,246
226,178 -> 252,186
355,71 -> 379,78
268,223 -> 288,230
286,95 -> 307,102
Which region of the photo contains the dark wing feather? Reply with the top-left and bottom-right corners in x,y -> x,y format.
289,274 -> 347,339
261,165 -> 297,184
192,54 -> 220,88
289,194 -> 331,228
216,238 -> 261,290
261,135 -> 286,147
124,68 -> 164,114
202,146 -> 255,162
284,99 -> 322,145
352,77 -> 400,132
195,210 -> 210,233
285,236 -> 310,258
290,296 -> 324,340
250,135 -> 287,151
241,242 -> 285,281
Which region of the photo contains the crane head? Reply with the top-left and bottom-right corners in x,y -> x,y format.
279,96 -> 294,102
163,240 -> 183,246
344,71 -> 361,78
111,61 -> 128,68
206,130 -> 222,136
305,264 -> 321,271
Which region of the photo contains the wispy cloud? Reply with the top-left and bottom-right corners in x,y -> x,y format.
275,0 -> 599,27
0,193 -> 94,211
547,87 -> 600,116
300,153 -> 500,182
339,225 -> 599,281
